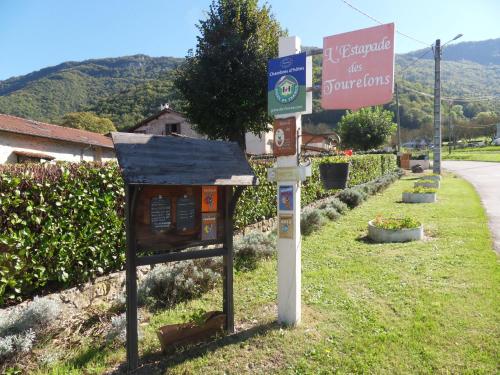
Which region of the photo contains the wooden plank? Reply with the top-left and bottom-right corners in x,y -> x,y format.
136,247 -> 227,266
223,186 -> 235,333
125,185 -> 139,371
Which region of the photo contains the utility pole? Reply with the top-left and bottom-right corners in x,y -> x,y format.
448,101 -> 453,155
395,83 -> 401,153
433,39 -> 441,174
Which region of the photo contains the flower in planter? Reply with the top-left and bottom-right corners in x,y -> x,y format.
373,215 -> 421,230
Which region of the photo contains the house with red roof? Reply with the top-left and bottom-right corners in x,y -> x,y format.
0,113 -> 115,164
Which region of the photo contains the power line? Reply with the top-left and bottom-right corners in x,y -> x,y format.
398,48 -> 434,77
340,0 -> 431,47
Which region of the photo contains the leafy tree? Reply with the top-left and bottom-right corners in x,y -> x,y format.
473,111 -> 499,125
61,112 -> 116,134
175,0 -> 284,148
337,107 -> 396,151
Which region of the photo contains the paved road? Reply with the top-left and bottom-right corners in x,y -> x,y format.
442,161 -> 500,254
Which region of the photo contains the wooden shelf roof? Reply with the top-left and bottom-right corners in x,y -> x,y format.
112,132 -> 258,186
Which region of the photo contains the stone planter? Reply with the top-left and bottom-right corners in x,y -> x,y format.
157,311 -> 226,353
425,175 -> 441,182
368,220 -> 424,243
414,181 -> 440,189
402,192 -> 437,203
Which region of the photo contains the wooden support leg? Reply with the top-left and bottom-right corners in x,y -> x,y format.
126,185 -> 139,371
223,186 -> 234,333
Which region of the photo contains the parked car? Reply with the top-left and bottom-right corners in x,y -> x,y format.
467,141 -> 485,147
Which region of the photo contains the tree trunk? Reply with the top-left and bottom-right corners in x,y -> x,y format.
229,130 -> 246,152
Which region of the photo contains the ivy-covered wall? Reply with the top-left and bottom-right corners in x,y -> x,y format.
0,154 -> 396,305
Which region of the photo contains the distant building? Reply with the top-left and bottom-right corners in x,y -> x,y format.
245,130 -> 273,155
128,106 -> 205,139
0,113 -> 115,164
302,132 -> 340,154
402,139 -> 429,149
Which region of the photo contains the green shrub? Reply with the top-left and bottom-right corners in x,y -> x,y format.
323,208 -> 341,221
234,232 -> 275,271
0,296 -> 60,361
236,154 -> 397,228
0,297 -> 61,337
0,162 -> 125,306
137,259 -> 220,309
325,197 -> 349,214
301,209 -> 325,236
0,153 -> 397,305
338,188 -> 365,209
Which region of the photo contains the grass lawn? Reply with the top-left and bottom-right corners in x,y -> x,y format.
442,145 -> 500,162
36,174 -> 499,374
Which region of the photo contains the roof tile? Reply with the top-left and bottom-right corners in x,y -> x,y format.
0,113 -> 114,149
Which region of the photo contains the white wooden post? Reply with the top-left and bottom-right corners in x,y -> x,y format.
276,36 -> 301,325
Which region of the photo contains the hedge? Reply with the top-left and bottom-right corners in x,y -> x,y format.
234,154 -> 397,228
0,163 -> 125,306
0,154 -> 396,305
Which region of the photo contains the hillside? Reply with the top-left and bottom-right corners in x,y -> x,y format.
404,38 -> 500,66
0,55 -> 182,124
0,39 -> 499,131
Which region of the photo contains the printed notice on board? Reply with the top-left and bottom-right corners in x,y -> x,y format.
176,196 -> 196,231
201,213 -> 217,241
150,196 -> 171,233
279,214 -> 293,239
202,186 -> 218,212
279,185 -> 294,211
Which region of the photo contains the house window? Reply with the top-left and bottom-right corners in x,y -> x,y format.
13,150 -> 55,164
17,155 -> 41,163
165,123 -> 180,135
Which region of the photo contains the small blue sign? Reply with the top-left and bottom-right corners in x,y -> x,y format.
268,52 -> 306,116
279,185 -> 294,211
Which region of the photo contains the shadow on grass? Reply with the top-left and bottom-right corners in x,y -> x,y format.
65,343 -> 110,369
109,321 -> 279,374
355,234 -> 375,244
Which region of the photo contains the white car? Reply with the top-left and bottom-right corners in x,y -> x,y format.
492,138 -> 500,146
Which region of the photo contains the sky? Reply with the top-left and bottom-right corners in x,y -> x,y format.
1,0 -> 499,80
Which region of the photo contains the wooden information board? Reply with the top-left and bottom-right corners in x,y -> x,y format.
134,186 -> 225,251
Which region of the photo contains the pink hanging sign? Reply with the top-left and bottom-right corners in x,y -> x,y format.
321,23 -> 395,110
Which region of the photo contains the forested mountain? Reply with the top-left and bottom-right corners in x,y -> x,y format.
404,38 -> 500,66
0,55 -> 182,124
0,39 -> 498,131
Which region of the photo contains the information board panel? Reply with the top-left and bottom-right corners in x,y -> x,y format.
133,186 -> 225,251
273,117 -> 296,156
268,52 -> 306,116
